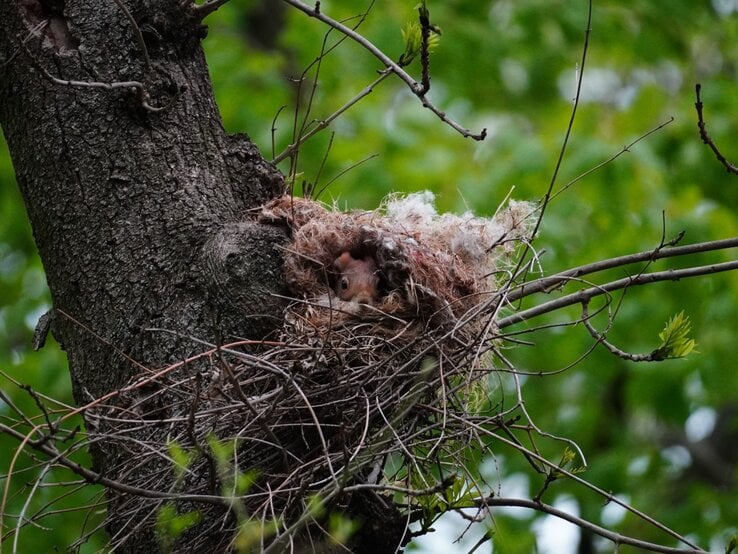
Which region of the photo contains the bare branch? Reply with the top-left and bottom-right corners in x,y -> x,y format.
20,42 -> 183,113
281,0 -> 486,140
111,0 -> 152,71
506,236 -> 738,304
0,20 -> 49,69
190,0 -> 232,18
581,300 -> 663,362
0,422 -> 228,506
529,0 -> 593,240
695,83 -> 738,175
445,412 -> 705,552
417,1 -> 433,95
551,117 -> 674,201
500,259 -> 738,328
273,72 -> 390,165
478,497 -> 707,554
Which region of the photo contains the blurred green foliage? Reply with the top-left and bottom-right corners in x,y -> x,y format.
3,0 -> 738,551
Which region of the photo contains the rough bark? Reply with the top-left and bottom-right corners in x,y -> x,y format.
0,0 -> 286,550
0,1 -> 410,551
0,0 -> 413,551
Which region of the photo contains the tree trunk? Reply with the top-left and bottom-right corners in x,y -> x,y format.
0,1 -> 289,550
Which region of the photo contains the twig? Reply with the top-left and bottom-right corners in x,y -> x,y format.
477,497 -> 706,554
0,424 -> 229,507
273,72 -> 390,164
529,0 -> 593,240
190,0 -> 232,18
695,83 -> 738,175
580,300 -> 663,362
447,413 -> 704,551
0,19 -> 49,69
270,105 -> 286,159
215,350 -> 290,470
551,117 -> 674,200
499,259 -> 738,328
501,0 -> 592,324
111,0 -> 152,71
313,153 -> 379,200
281,8 -> 373,182
20,42 -> 182,113
505,236 -> 738,304
417,1 -> 433,95
281,0 -> 486,140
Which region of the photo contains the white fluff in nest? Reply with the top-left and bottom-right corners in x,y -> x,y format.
382,191 -> 534,273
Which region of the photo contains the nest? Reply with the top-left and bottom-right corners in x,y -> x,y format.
91,192 -> 534,552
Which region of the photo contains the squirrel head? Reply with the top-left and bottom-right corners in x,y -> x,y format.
332,252 -> 379,304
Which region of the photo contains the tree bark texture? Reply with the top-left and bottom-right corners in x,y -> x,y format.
0,0 -> 288,550
0,1 -> 411,551
0,1 -> 413,551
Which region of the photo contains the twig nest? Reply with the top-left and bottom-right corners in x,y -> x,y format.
94,191 -> 535,551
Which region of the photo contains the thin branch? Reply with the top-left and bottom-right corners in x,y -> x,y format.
281,0 -> 486,140
282,7 -> 373,183
695,83 -> 738,175
281,0 -> 416,91
551,117 -> 674,201
444,412 -> 704,551
0,423 -> 228,506
501,0 -> 592,315
214,350 -> 290,471
0,19 -> 49,69
270,105 -> 286,159
529,0 -> 593,240
417,1 -> 433,95
314,153 -> 379,201
111,0 -> 152,71
499,259 -> 738,328
21,42 -> 182,113
191,0 -> 232,18
273,72 -> 390,164
505,236 -> 738,304
479,497 -> 706,554
581,300 -> 663,362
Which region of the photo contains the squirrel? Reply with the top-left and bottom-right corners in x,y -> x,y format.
332,252 -> 379,304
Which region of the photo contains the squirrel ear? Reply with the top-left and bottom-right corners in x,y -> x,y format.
333,251 -> 351,270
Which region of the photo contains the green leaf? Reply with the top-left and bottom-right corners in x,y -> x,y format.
207,434 -> 235,467
399,21 -> 423,66
307,493 -> 326,518
652,311 -> 698,360
156,502 -> 201,552
235,468 -> 259,495
167,440 -> 196,483
328,512 -> 361,546
233,519 -> 279,553
398,1 -> 441,67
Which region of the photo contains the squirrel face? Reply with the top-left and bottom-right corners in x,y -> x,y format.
332,252 -> 379,304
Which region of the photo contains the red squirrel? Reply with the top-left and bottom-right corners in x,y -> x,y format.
332,252 -> 379,304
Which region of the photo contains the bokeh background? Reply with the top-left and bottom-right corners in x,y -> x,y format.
2,1 -> 738,551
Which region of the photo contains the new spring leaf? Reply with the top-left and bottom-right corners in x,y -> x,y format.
652,311 -> 697,360
398,1 -> 441,67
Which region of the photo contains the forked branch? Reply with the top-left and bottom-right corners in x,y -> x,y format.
499,257 -> 738,328
281,0 -> 486,140
505,236 -> 738,305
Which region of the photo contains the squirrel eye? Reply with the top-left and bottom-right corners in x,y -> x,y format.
340,278 -> 349,290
